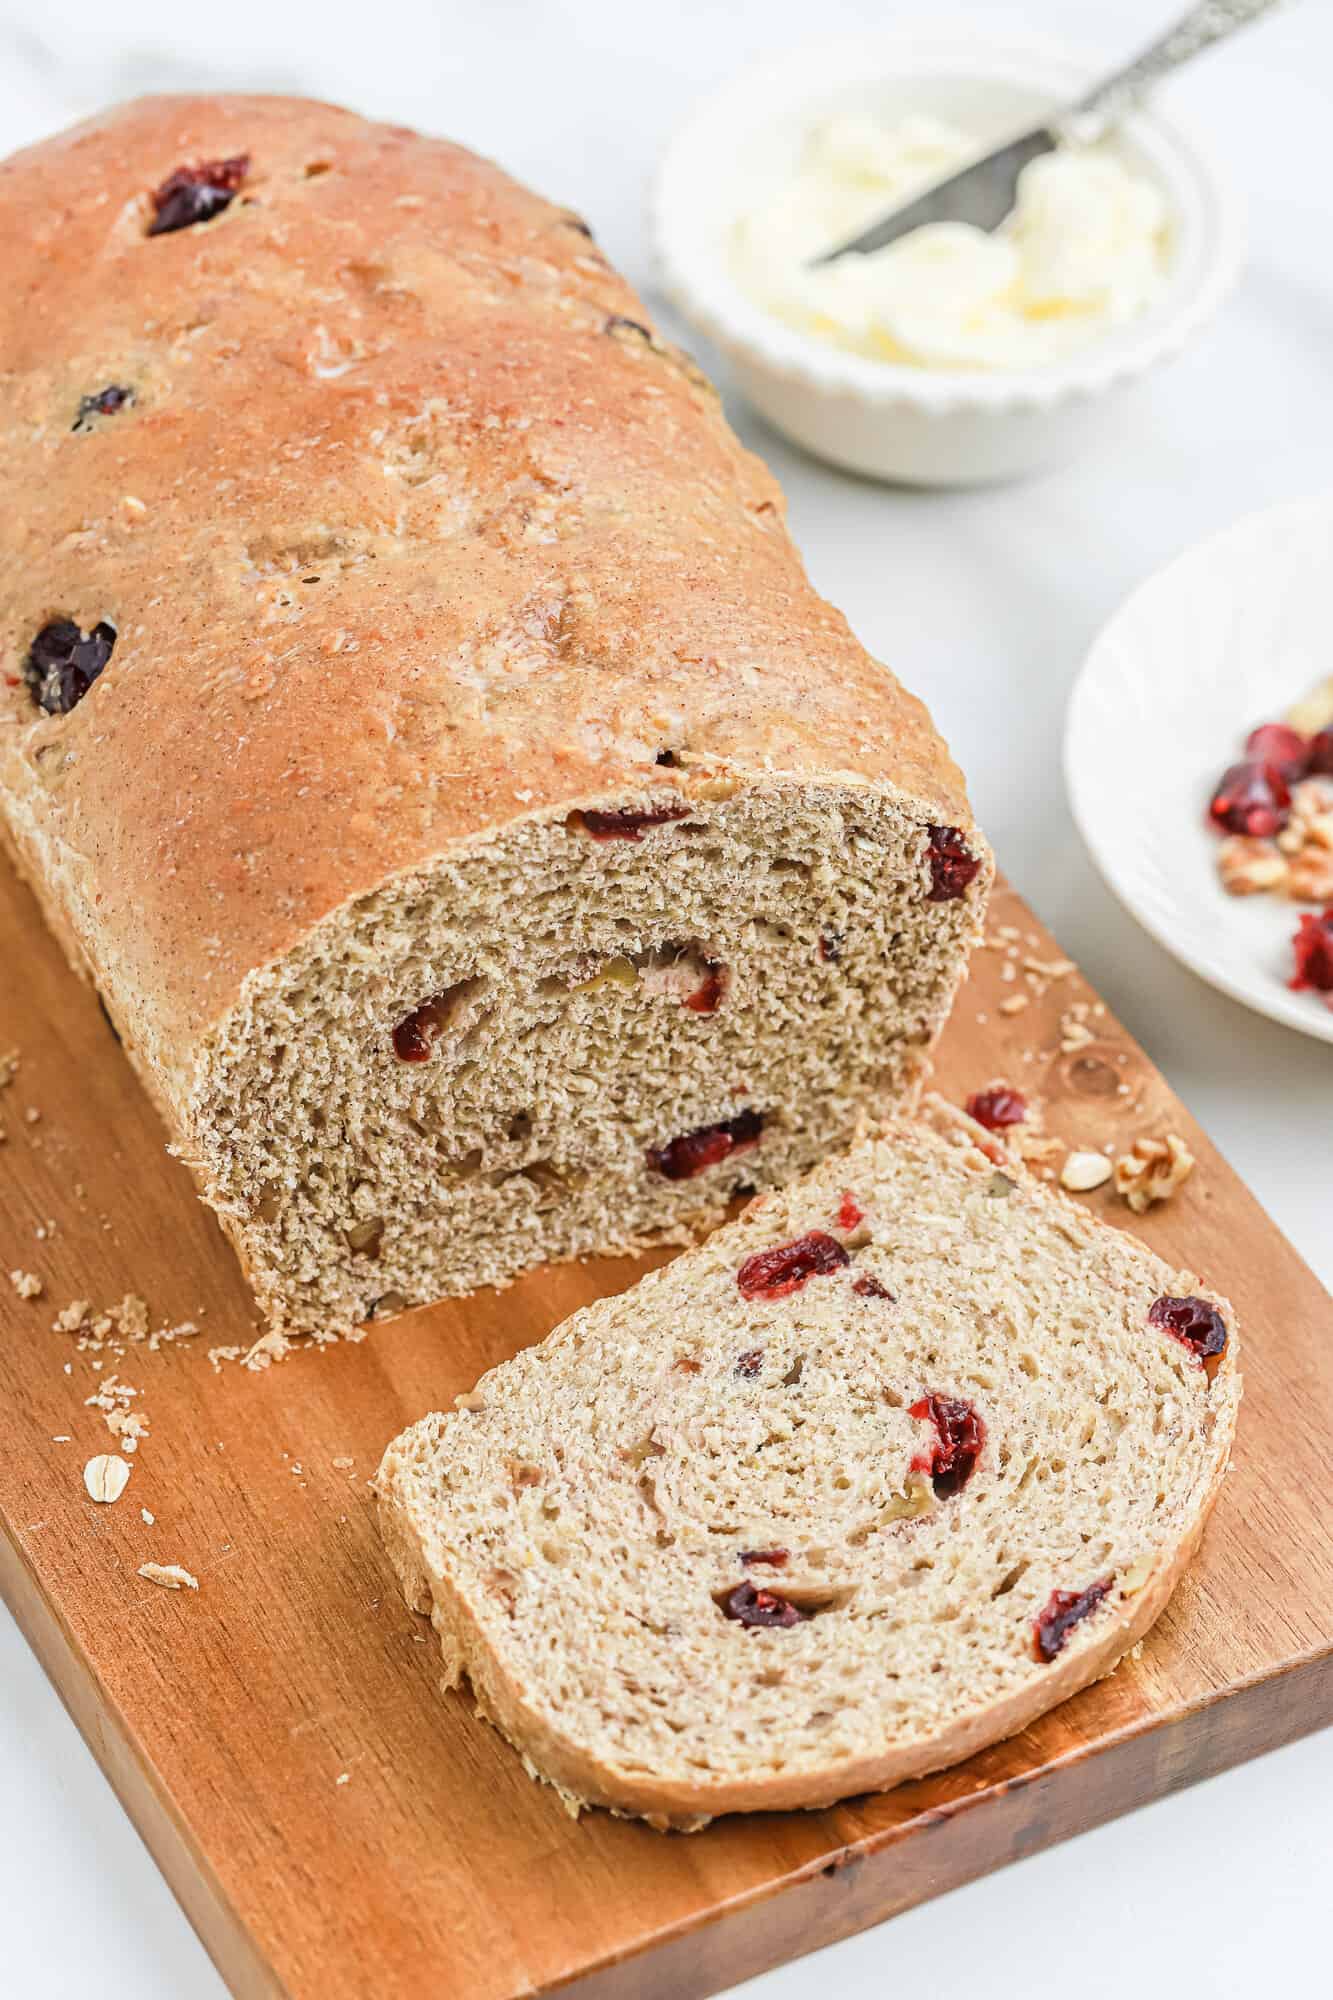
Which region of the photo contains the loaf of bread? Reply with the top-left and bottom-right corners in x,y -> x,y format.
377,1114 -> 1239,1827
0,96 -> 989,1335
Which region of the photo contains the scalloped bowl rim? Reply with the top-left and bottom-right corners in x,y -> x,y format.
652,23 -> 1245,416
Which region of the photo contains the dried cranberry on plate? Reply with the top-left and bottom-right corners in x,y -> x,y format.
1244,722 -> 1309,779
1208,760 -> 1290,837
1308,728 -> 1333,777
1290,908 -> 1333,995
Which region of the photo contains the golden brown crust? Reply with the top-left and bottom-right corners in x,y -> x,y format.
0,95 -> 974,1088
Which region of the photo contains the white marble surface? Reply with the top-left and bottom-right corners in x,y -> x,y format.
2,1 -> 1330,1994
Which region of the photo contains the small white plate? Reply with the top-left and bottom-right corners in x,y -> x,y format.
1065,493 -> 1333,1044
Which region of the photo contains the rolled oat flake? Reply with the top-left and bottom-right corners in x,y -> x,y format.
83,1453 -> 131,1503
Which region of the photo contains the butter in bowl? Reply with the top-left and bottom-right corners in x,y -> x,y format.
653,27 -> 1243,486
731,111 -> 1170,373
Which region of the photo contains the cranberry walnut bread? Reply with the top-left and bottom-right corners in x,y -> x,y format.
377,1118 -> 1239,1827
0,96 -> 991,1335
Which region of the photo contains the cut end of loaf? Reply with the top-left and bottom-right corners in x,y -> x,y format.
0,95 -> 988,1351
376,1119 -> 1239,1827
191,779 -> 990,1333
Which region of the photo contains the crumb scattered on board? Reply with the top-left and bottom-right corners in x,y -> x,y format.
138,1562 -> 198,1592
44,1293 -> 201,1458
206,1327 -> 292,1373
1058,1002 -> 1100,1054
9,1269 -> 42,1300
53,1293 -> 195,1355
1010,1117 -> 1063,1177
84,1375 -> 148,1453
979,928 -> 1110,1046
971,927 -> 1191,1209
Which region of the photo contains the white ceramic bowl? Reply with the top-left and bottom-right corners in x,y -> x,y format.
652,25 -> 1243,487
1065,493 -> 1333,1046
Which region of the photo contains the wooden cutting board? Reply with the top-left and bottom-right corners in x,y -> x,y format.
2,856 -> 1331,2000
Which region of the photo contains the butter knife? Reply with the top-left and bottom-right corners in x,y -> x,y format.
809,0 -> 1283,266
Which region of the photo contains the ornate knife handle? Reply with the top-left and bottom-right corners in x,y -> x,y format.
1065,0 -> 1284,139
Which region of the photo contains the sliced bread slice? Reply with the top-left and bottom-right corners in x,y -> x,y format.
377,1115 -> 1239,1828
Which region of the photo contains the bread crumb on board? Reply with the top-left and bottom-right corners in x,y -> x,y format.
53,1293 -> 192,1354
9,1269 -> 42,1300
46,1294 -> 201,1472
84,1374 -> 149,1453
1058,1003 -> 1098,1054
137,1562 -> 199,1592
243,1329 -> 291,1371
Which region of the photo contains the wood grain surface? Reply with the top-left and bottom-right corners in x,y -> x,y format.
2,856 -> 1330,2000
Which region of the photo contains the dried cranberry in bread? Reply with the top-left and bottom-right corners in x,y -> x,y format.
377,1116 -> 1239,1828
0,97 -> 989,1335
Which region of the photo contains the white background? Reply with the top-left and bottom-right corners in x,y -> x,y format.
1,1 -> 1330,1994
